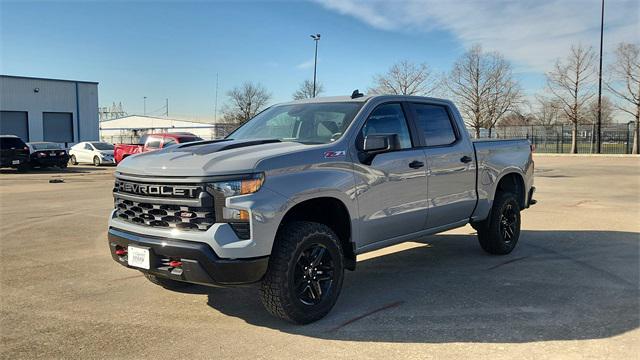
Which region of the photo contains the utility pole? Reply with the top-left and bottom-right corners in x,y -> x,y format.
143,96 -> 147,116
214,73 -> 219,122
596,0 -> 605,153
310,34 -> 321,97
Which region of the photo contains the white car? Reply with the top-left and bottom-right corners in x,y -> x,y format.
69,141 -> 115,166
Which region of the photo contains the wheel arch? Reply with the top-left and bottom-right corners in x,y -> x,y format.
494,171 -> 526,209
277,196 -> 356,271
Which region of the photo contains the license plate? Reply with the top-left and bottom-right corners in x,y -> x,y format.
12,160 -> 19,164
49,153 -> 56,156
127,246 -> 150,269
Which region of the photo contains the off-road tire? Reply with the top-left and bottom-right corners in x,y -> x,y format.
476,191 -> 521,255
70,155 -> 78,165
260,221 -> 345,324
144,273 -> 192,290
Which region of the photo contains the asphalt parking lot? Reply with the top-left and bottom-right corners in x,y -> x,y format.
1,156 -> 638,359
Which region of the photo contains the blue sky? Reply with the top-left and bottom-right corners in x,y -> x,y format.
1,0 -> 637,120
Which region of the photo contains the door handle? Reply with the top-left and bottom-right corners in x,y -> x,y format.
409,160 -> 425,169
460,155 -> 473,163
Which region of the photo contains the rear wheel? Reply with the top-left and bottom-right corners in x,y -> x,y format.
93,156 -> 101,166
476,191 -> 521,255
260,221 -> 344,324
144,274 -> 192,290
69,155 -> 78,165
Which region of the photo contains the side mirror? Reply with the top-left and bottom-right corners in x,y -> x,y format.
358,134 -> 399,164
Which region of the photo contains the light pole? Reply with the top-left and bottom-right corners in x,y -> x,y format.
143,96 -> 147,116
310,33 -> 321,97
596,0 -> 605,153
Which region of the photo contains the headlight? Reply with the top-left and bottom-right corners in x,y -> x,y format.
205,174 -> 263,240
208,174 -> 264,197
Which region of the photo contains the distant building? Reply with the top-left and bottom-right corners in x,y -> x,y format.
0,75 -> 99,144
99,115 -> 235,144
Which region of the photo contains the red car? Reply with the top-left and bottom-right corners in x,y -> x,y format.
114,132 -> 202,164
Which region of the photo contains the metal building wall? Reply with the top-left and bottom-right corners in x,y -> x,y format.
0,75 -> 98,143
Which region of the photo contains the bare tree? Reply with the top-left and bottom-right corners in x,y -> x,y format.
533,96 -> 562,127
222,82 -> 272,126
293,80 -> 324,100
606,42 -> 639,154
586,96 -> 615,126
546,44 -> 596,153
446,45 -> 522,138
369,60 -> 439,96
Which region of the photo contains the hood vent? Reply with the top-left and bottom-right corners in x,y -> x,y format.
169,138 -> 281,155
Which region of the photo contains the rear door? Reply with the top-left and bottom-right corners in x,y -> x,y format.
355,102 -> 429,247
408,102 -> 476,229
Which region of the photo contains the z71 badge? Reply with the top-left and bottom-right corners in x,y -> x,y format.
324,150 -> 346,158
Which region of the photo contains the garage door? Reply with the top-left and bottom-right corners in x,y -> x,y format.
0,111 -> 29,141
43,112 -> 74,143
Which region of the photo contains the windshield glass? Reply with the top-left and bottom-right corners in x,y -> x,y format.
91,142 -> 114,151
31,142 -> 64,150
228,102 -> 364,144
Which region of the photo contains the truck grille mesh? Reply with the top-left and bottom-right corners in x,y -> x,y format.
114,198 -> 214,231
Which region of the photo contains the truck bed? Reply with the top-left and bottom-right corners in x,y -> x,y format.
471,138 -> 534,222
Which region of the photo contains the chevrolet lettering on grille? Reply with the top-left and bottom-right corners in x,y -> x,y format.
115,180 -> 200,198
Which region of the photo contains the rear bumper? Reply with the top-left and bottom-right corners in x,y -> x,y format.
30,156 -> 69,166
108,227 -> 269,286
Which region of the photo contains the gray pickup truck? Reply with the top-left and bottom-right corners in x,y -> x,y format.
108,93 -> 535,324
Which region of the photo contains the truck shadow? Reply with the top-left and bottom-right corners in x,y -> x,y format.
203,230 -> 639,343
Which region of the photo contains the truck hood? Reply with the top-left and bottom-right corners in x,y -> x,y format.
116,139 -> 308,177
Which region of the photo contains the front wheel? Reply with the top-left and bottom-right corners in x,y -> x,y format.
69,155 -> 78,165
93,156 -> 101,167
476,191 -> 521,255
260,221 -> 345,324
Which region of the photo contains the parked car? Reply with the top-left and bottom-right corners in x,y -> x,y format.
113,133 -> 203,164
108,94 -> 535,324
26,142 -> 69,169
0,135 -> 30,170
69,141 -> 115,166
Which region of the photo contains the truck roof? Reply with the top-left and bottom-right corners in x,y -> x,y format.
280,94 -> 454,106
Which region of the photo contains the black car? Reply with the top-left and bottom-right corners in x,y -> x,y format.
0,135 -> 30,170
26,142 -> 69,168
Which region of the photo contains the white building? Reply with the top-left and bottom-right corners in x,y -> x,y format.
99,115 -> 234,144
0,75 -> 99,144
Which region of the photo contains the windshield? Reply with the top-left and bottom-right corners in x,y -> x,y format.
31,142 -> 64,150
91,142 -> 114,151
228,102 -> 364,144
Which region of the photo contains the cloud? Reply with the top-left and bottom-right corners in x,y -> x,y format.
296,58 -> 316,69
315,0 -> 638,73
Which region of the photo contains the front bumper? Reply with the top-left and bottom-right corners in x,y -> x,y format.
108,227 -> 269,286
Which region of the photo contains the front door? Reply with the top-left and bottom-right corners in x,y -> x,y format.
354,103 -> 429,247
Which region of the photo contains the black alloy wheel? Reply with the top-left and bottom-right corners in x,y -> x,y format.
293,244 -> 335,306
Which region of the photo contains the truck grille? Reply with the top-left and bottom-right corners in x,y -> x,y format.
114,198 -> 215,231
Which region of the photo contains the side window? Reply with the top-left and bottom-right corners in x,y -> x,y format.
163,138 -> 177,147
412,104 -> 457,146
361,103 -> 412,149
84,143 -> 93,150
138,134 -> 148,145
146,137 -> 161,149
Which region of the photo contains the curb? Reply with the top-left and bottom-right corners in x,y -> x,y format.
533,153 -> 639,158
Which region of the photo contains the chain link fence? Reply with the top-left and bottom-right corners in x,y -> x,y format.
99,123 -> 637,155
473,123 -> 638,154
